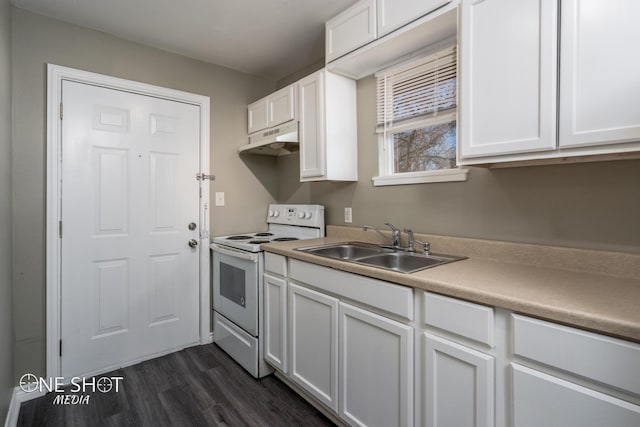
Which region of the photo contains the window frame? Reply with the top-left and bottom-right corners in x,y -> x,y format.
372,42 -> 468,187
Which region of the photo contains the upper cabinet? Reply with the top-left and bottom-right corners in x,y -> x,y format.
326,0 -> 456,79
298,70 -> 358,182
268,84 -> 297,128
326,0 -> 377,63
458,0 -> 640,166
377,0 -> 452,37
558,0 -> 640,149
247,97 -> 269,134
247,83 -> 297,135
458,0 -> 558,158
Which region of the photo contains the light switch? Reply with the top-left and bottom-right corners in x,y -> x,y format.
215,192 -> 225,206
344,207 -> 352,223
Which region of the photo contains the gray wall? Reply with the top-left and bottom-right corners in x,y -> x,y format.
279,76 -> 640,254
11,7 -> 275,380
0,0 -> 13,420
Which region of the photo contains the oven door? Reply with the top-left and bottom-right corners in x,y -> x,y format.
211,243 -> 260,336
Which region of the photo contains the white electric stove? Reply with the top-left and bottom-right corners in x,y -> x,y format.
210,204 -> 325,377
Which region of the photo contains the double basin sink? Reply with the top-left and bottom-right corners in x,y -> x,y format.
297,242 -> 466,274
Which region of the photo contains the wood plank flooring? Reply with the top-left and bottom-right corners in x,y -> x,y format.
18,344 -> 335,426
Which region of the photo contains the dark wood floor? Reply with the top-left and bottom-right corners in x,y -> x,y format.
18,344 -> 335,426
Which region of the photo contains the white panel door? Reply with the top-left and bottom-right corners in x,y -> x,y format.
299,71 -> 326,180
289,283 -> 339,411
513,363 -> 640,427
559,0 -> 640,148
339,302 -> 413,427
61,80 -> 200,378
459,0 -> 557,158
423,333 -> 494,427
377,0 -> 451,37
263,273 -> 287,373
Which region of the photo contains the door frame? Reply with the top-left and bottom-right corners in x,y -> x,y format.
45,64 -> 212,380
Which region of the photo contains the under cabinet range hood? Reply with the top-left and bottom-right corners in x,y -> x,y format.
239,121 -> 299,156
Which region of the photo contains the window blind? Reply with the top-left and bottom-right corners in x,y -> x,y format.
376,45 -> 457,132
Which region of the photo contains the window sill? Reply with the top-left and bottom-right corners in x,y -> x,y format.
372,168 -> 469,186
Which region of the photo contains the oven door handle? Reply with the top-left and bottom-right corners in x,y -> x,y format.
211,244 -> 259,263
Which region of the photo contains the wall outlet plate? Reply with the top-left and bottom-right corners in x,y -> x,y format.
344,207 -> 352,223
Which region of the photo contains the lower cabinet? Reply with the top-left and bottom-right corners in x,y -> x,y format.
340,302 -> 413,427
513,363 -> 640,427
263,273 -> 288,373
289,283 -> 339,411
422,333 -> 494,427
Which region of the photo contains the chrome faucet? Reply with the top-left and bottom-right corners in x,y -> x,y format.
363,223 -> 401,247
404,228 -> 431,255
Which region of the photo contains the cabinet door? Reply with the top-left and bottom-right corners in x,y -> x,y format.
559,0 -> 640,148
268,84 -> 296,127
377,0 -> 451,37
248,97 -> 268,134
339,302 -> 413,427
298,71 -> 326,180
459,0 -> 557,158
326,0 -> 377,62
263,273 -> 287,373
289,283 -> 339,411
513,363 -> 640,427
423,333 -> 494,427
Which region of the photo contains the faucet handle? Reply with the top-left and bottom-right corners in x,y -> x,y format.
384,222 -> 399,232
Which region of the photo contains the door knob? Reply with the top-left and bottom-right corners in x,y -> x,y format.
188,222 -> 197,231
188,239 -> 198,248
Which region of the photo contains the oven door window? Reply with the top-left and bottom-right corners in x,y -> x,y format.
220,263 -> 246,307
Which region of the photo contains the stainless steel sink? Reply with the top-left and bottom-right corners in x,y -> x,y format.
299,242 -> 387,260
297,242 -> 465,273
354,252 -> 465,273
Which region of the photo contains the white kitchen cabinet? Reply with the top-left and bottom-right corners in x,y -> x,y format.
559,0 -> 640,149
263,273 -> 287,373
268,84 -> 296,128
298,69 -> 357,182
288,282 -> 339,411
513,363 -> 640,427
339,302 -> 413,427
376,0 -> 451,37
458,0 -> 558,159
423,333 -> 494,427
247,83 -> 296,135
247,97 -> 269,134
326,0 -> 377,63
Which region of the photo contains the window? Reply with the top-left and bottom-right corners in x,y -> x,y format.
373,44 -> 468,186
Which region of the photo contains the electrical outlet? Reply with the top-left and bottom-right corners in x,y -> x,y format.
215,192 -> 225,206
344,207 -> 352,223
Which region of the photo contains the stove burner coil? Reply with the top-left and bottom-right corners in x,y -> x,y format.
254,232 -> 274,237
248,240 -> 270,244
272,237 -> 299,242
226,235 -> 252,240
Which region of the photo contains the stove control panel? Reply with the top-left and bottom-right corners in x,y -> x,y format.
267,204 -> 325,228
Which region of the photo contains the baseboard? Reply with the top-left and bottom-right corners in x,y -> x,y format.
4,386 -> 46,427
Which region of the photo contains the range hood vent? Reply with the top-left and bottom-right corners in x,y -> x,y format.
239,121 -> 299,156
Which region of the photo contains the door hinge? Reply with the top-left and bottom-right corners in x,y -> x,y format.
196,172 -> 215,181
59,103 -> 63,120
59,339 -> 62,357
199,187 -> 202,198
59,221 -> 62,238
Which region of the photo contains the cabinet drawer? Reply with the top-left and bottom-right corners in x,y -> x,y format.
513,314 -> 640,396
423,292 -> 494,347
264,252 -> 287,277
326,0 -> 377,62
289,259 -> 413,320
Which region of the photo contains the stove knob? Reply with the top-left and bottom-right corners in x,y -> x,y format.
268,210 -> 274,217
298,212 -> 305,219
273,211 -> 280,217
304,212 -> 312,219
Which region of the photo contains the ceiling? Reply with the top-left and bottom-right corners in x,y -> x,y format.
12,0 -> 357,81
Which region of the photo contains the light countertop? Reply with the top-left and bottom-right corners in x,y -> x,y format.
262,235 -> 640,343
